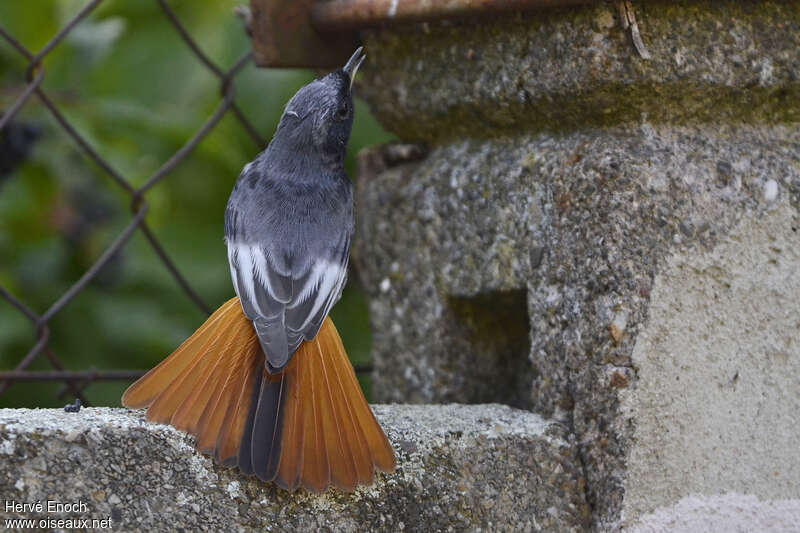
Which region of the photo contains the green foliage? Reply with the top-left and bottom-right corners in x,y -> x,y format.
0,1 -> 392,407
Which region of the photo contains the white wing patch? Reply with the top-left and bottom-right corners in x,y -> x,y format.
249,246 -> 271,295
228,247 -> 240,298
228,242 -> 281,317
228,241 -> 346,336
229,243 -> 258,309
287,260 -> 343,332
321,263 -> 348,319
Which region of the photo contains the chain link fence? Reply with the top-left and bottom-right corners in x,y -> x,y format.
0,1 -> 371,406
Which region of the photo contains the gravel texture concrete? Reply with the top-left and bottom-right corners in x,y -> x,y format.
355,125 -> 800,528
620,200 -> 800,524
627,494 -> 800,533
351,0 -> 800,529
0,405 -> 590,532
357,1 -> 800,140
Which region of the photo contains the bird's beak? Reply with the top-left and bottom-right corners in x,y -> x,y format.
343,47 -> 366,89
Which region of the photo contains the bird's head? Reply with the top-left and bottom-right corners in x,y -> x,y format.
273,47 -> 365,167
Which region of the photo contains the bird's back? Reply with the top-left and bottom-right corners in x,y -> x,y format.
224,153 -> 354,372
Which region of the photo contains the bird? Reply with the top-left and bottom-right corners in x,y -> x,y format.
122,47 -> 396,493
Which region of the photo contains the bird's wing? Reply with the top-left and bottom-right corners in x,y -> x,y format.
284,232 -> 350,346
227,232 -> 349,372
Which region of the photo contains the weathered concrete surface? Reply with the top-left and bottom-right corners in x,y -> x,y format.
620,200 -> 800,524
351,0 -> 800,530
0,405 -> 589,532
627,494 -> 800,533
357,1 -> 800,140
355,125 -> 800,529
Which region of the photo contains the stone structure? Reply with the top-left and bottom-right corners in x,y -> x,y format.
2,2 -> 799,532
0,406 -> 588,531
353,1 -> 800,530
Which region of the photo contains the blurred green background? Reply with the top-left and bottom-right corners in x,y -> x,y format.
0,0 -> 392,407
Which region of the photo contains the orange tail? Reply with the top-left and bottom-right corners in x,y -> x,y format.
122,296 -> 396,492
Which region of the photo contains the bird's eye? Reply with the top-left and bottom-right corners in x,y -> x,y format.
334,104 -> 349,120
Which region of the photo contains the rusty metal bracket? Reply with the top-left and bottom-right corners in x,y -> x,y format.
251,0 -> 599,67
251,0 -> 360,68
312,0 -> 599,31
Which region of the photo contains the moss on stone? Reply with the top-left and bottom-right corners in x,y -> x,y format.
357,0 -> 800,142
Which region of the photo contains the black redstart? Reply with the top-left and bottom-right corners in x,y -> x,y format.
123,47 -> 395,492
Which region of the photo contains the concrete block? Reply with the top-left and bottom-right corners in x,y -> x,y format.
351,1 -> 800,528
355,126 -> 800,528
0,405 -> 589,532
620,199 -> 800,526
357,1 -> 800,140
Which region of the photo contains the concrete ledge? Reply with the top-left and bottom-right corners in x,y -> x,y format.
626,494 -> 800,533
358,1 -> 800,140
0,405 -> 589,532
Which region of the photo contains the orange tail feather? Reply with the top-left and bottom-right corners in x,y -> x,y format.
122,296 -> 396,492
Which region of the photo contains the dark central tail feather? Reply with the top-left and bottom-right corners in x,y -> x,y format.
236,367 -> 264,475
244,369 -> 285,480
122,296 -> 395,493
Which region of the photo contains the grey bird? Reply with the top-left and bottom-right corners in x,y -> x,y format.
224,47 -> 365,374
124,48 -> 396,492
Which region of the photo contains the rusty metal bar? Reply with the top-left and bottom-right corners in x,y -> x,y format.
251,0 -> 360,68
311,0 -> 599,31
251,0 -> 599,67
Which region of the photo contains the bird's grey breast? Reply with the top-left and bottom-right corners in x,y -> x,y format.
225,161 -> 353,255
